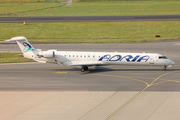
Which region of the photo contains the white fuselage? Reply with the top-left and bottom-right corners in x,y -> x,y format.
36,51 -> 175,67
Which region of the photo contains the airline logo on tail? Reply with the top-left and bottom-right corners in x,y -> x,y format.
23,42 -> 32,52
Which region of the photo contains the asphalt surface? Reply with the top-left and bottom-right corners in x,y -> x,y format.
1,15 -> 180,22
0,41 -> 180,91
1,41 -> 180,120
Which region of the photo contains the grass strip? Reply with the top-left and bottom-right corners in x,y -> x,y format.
0,21 -> 180,43
0,3 -> 66,16
0,53 -> 35,63
1,1 -> 180,16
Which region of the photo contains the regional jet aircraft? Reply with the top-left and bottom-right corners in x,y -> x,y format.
6,36 -> 175,72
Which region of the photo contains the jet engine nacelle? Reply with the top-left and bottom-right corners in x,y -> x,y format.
38,51 -> 54,58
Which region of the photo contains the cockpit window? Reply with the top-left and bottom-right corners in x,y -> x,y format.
159,56 -> 167,59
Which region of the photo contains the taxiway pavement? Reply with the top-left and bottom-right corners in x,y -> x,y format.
0,41 -> 180,120
1,15 -> 180,22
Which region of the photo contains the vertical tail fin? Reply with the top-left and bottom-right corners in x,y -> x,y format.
5,36 -> 38,59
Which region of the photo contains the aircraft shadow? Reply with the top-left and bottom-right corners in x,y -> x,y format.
51,66 -> 180,75
83,67 -> 180,74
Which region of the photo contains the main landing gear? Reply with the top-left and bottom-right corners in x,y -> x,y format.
81,66 -> 88,72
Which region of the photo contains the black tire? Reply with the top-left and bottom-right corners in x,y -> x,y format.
85,66 -> 88,71
81,68 -> 85,72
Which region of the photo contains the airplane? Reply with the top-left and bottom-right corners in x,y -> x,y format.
5,36 -> 175,72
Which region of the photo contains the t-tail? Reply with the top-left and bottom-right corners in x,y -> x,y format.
5,36 -> 39,59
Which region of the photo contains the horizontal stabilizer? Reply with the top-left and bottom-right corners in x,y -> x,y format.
5,36 -> 27,42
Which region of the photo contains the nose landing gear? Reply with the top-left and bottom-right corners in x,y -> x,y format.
81,66 -> 88,72
164,66 -> 167,71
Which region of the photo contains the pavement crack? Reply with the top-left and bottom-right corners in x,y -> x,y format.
106,86 -> 149,120
145,92 -> 173,120
78,92 -> 118,120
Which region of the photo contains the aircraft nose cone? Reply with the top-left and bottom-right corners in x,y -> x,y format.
167,59 -> 175,65
169,59 -> 175,65
171,61 -> 175,65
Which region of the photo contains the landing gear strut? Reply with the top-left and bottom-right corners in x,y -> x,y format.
164,66 -> 167,71
81,66 -> 88,72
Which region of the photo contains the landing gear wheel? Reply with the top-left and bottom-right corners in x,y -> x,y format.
81,66 -> 88,72
85,66 -> 88,71
81,68 -> 85,72
164,66 -> 167,71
